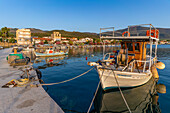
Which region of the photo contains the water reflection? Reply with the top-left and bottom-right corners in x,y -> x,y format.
26,46 -> 168,113
94,78 -> 163,113
68,47 -> 120,58
34,56 -> 68,69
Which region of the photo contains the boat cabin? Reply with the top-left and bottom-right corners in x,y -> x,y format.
100,24 -> 159,72
120,41 -> 147,65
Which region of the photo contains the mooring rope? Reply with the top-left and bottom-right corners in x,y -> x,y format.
39,67 -> 95,86
87,68 -> 104,113
87,80 -> 101,113
111,70 -> 132,113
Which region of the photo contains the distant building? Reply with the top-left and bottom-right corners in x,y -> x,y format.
103,40 -> 111,43
16,29 -> 31,45
77,38 -> 86,43
32,37 -> 53,44
61,40 -> 69,44
159,40 -> 168,44
51,32 -> 61,41
77,38 -> 93,43
70,37 -> 78,41
61,37 -> 67,40
85,37 -> 93,42
43,36 -> 51,39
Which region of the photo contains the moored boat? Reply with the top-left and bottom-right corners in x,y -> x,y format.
34,47 -> 68,57
88,24 -> 165,91
7,47 -> 30,66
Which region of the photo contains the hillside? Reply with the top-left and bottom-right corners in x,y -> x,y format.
8,28 -> 99,38
113,26 -> 170,40
5,27 -> 170,40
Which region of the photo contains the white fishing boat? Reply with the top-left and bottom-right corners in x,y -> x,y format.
23,45 -> 34,51
34,47 -> 68,57
88,24 -> 165,91
0,46 -> 3,49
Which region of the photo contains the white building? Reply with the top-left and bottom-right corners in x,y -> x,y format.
85,37 -> 93,42
51,32 -> 61,41
77,38 -> 86,43
16,29 -> 31,45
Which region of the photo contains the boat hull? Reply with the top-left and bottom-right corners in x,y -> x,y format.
97,67 -> 152,91
35,52 -> 68,57
94,77 -> 157,113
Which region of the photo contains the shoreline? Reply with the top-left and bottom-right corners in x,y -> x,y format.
0,48 -> 64,113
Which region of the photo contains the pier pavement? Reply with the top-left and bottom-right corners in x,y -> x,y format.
0,48 -> 64,113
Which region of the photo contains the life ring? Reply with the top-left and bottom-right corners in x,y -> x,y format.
122,31 -> 130,37
146,29 -> 159,38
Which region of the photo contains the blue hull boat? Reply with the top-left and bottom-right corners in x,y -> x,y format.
35,51 -> 68,57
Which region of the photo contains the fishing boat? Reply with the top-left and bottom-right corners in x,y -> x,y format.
7,47 -> 30,66
0,46 -> 3,49
34,47 -> 68,57
23,45 -> 34,51
88,24 -> 165,91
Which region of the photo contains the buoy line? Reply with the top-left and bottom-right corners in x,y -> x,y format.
111,69 -> 132,113
39,67 -> 95,86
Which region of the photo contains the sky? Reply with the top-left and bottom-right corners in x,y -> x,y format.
0,0 -> 170,33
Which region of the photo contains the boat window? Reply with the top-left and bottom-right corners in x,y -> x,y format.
135,43 -> 140,52
126,43 -> 133,51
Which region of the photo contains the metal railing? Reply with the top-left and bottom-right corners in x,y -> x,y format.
100,24 -> 159,40
103,52 -> 115,61
126,56 -> 157,73
103,52 -> 157,73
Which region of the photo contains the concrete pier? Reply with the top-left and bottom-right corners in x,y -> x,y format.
0,48 -> 64,113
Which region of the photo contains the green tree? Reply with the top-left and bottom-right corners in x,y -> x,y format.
62,42 -> 67,45
69,40 -> 73,45
0,31 -> 2,37
96,38 -> 100,43
1,27 -> 10,46
93,38 -> 96,43
44,40 -> 48,44
111,40 -> 116,44
80,42 -> 84,46
9,38 -> 16,43
85,40 -> 90,44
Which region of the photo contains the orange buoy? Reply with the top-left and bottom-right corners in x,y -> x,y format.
152,94 -> 159,105
146,29 -> 159,38
122,31 -> 130,37
86,57 -> 87,60
155,61 -> 165,69
156,83 -> 166,94
151,65 -> 159,79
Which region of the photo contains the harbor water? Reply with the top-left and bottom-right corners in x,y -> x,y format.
32,45 -> 170,113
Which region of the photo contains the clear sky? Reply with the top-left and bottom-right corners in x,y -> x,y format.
0,0 -> 170,33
